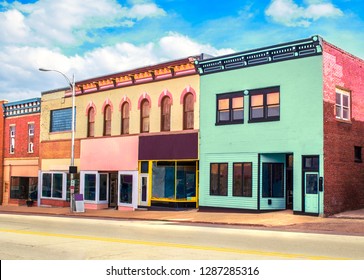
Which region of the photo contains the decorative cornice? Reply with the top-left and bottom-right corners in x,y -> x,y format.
195,36 -> 323,75
66,56 -> 201,97
3,98 -> 41,117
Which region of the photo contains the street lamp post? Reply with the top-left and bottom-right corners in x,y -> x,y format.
39,68 -> 76,213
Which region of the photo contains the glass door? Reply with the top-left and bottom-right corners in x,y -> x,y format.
108,173 -> 118,208
304,172 -> 319,214
139,174 -> 148,206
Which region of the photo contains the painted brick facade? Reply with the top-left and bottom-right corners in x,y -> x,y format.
323,40 -> 364,215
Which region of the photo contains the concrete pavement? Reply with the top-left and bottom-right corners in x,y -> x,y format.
1,205 -> 364,236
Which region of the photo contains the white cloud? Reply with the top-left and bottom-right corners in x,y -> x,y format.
0,32 -> 233,102
0,0 -> 166,47
158,32 -> 234,59
265,0 -> 343,27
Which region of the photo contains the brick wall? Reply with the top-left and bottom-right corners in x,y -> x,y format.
4,114 -> 40,158
40,139 -> 80,159
323,40 -> 364,215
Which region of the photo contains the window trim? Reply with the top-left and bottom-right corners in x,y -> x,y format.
103,105 -> 112,136
216,91 -> 244,125
262,162 -> 284,198
248,86 -> 280,123
183,93 -> 194,130
335,88 -> 351,122
354,146 -> 362,163
160,96 -> 171,132
140,99 -> 150,133
41,172 -> 66,200
233,162 -> 253,197
210,163 -> 228,196
87,107 -> 95,137
121,102 -> 130,135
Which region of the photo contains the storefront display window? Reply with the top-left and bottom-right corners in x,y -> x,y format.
120,175 -> 133,203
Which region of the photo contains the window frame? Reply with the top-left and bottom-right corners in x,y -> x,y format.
210,163 -> 228,196
87,107 -> 95,137
335,88 -> 351,122
262,163 -> 284,198
103,105 -> 112,136
140,99 -> 150,133
121,102 -> 130,135
233,162 -> 253,197
41,172 -> 66,199
249,86 -> 280,123
50,107 -> 75,133
216,91 -> 244,125
161,96 -> 171,131
354,146 -> 362,163
28,123 -> 34,153
183,93 -> 194,130
9,125 -> 15,154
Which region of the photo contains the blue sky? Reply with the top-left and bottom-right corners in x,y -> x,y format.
1,0 -> 363,101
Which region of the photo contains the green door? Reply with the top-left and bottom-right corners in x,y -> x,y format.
305,172 -> 319,214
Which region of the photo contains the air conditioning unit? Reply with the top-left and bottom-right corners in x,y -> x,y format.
29,128 -> 34,136
10,130 -> 15,137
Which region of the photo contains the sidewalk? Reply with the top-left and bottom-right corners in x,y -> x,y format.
1,205 -> 364,235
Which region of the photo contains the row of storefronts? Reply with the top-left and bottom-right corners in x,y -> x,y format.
1,36 -> 364,216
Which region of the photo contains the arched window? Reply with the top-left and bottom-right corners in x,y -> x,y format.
87,107 -> 95,137
161,96 -> 171,131
140,99 -> 150,133
183,93 -> 194,130
103,105 -> 112,136
121,102 -> 129,135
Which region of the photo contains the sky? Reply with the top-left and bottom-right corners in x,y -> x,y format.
1,0 -> 363,102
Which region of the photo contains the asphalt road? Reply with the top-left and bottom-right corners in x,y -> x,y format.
0,214 -> 364,260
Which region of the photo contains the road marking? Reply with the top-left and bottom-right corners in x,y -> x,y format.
0,228 -> 349,260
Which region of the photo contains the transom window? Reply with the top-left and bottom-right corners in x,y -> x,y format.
216,92 -> 244,125
249,86 -> 280,122
335,88 -> 350,121
210,163 -> 228,196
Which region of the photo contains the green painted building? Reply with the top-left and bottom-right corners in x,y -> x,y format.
196,36 -> 325,215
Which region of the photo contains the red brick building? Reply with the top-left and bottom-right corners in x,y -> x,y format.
323,41 -> 364,214
2,98 -> 41,206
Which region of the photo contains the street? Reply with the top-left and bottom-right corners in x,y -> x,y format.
0,213 -> 363,260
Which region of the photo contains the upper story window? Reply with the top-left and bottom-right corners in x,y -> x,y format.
249,86 -> 280,123
216,92 -> 244,125
183,93 -> 194,130
121,102 -> 130,135
50,107 -> 75,132
140,99 -> 150,133
28,123 -> 34,153
9,125 -> 15,154
87,107 -> 95,137
103,105 -> 112,136
161,96 -> 171,131
335,88 -> 351,121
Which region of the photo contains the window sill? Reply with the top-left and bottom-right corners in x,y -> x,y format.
354,159 -> 362,163
248,117 -> 280,123
215,120 -> 244,126
335,118 -> 352,124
